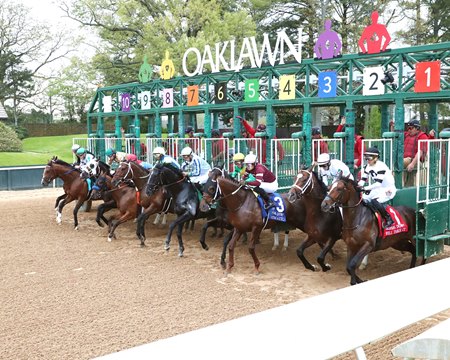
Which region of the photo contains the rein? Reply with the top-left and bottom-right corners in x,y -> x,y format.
217,180 -> 246,211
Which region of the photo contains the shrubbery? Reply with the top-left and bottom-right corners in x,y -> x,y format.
0,122 -> 23,152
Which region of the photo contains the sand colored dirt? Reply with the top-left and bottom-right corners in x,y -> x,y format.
0,188 -> 448,359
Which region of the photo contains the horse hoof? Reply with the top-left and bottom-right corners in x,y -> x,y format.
311,265 -> 318,272
178,252 -> 184,257
140,243 -> 146,248
74,226 -> 79,231
107,237 -> 112,242
164,245 -> 170,251
272,246 -> 277,251
323,264 -> 332,272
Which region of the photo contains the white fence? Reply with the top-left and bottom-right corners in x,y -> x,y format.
94,258 -> 450,360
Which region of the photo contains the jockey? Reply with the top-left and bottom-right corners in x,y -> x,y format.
242,152 -> 278,210
75,147 -> 95,190
316,153 -> 353,186
152,146 -> 179,169
105,148 -> 129,168
72,144 -> 95,166
230,152 -> 246,180
358,147 -> 396,229
125,153 -> 152,170
180,146 -> 211,185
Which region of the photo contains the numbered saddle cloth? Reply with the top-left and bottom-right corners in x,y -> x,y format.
379,205 -> 409,238
257,193 -> 286,222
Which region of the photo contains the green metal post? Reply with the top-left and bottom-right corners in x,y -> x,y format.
178,110 -> 185,138
204,109 -> 211,137
212,112 -> 219,130
345,102 -> 355,172
155,113 -> 162,138
428,102 -> 438,136
303,103 -> 312,165
233,107 -> 240,138
266,104 -> 275,167
168,115 -> 173,134
134,112 -> 141,158
190,113 -> 196,131
394,99 -> 405,187
381,104 -> 390,134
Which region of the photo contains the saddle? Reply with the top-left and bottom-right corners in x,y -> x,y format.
364,201 -> 409,242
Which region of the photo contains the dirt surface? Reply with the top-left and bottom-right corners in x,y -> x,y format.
1,188 -> 449,360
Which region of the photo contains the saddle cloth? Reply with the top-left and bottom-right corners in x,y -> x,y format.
377,205 -> 409,238
256,193 -> 286,222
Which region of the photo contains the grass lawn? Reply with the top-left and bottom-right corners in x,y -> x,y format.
0,134 -> 86,167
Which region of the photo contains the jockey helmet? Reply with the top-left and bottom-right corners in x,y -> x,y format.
181,146 -> 193,156
153,146 -> 166,156
317,153 -> 330,166
126,154 -> 138,162
71,144 -> 80,152
244,153 -> 257,164
233,153 -> 245,162
76,147 -> 86,156
105,148 -> 115,157
312,127 -> 321,136
364,147 -> 380,158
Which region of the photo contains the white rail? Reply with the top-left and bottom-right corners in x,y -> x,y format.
94,258 -> 450,360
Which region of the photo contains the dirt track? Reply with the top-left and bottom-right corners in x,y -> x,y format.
0,188 -> 448,359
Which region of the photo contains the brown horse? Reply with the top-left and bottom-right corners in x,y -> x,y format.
111,161 -> 172,247
288,167 -> 342,271
203,175 -> 305,274
91,173 -> 139,241
41,157 -> 88,229
320,175 -> 418,285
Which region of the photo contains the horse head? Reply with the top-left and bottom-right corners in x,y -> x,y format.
41,157 -> 77,186
289,167 -> 329,203
200,167 -> 225,212
321,175 -> 361,212
90,174 -> 110,200
145,163 -> 184,197
112,161 -> 132,187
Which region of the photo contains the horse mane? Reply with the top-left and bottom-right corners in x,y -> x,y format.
219,176 -> 241,186
51,158 -> 74,168
311,170 -> 329,194
339,174 -> 363,193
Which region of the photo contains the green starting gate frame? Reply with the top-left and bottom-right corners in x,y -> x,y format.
87,41 -> 450,259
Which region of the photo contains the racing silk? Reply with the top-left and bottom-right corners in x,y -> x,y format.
155,155 -> 180,169
403,131 -> 429,160
244,163 -> 277,193
319,159 -> 353,186
107,151 -> 128,165
359,160 -> 396,203
79,153 -> 95,174
230,165 -> 245,180
181,154 -> 211,183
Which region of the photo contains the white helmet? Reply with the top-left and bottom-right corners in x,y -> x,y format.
244,153 -> 257,164
317,153 -> 330,166
180,146 -> 193,156
153,146 -> 166,155
72,144 -> 80,152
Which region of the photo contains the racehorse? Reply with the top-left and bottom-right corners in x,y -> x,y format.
41,157 -> 88,229
201,172 -> 305,274
200,167 -> 291,269
112,161 -> 180,247
288,167 -> 342,271
145,163 -> 215,257
320,175 -> 418,285
91,173 -> 139,241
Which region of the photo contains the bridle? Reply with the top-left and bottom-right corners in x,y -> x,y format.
42,160 -> 78,185
114,161 -> 150,185
147,166 -> 186,194
323,180 -> 363,209
289,170 -> 313,202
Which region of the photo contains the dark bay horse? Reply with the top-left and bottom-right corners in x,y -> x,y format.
91,174 -> 139,241
202,175 -> 305,274
111,161 -> 172,247
145,163 -> 214,257
288,168 -> 343,272
320,176 -> 418,285
41,157 -> 88,229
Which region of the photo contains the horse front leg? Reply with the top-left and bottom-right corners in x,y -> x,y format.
226,230 -> 242,274
97,200 -> 116,227
272,231 -> 280,250
248,228 -> 262,274
55,193 -> 66,210
221,230 -> 233,269
72,199 -> 85,230
108,211 -> 134,242
199,221 -> 211,250
176,222 -> 186,257
296,236 -> 318,271
347,243 -> 372,285
56,195 -> 72,225
316,238 -> 338,272
165,213 -> 191,255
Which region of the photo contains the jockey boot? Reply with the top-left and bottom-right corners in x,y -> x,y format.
372,199 -> 394,229
254,187 -> 275,210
